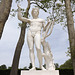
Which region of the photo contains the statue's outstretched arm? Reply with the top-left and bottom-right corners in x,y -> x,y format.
17,4 -> 30,23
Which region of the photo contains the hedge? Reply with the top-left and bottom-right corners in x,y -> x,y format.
59,69 -> 73,75
0,69 -> 74,75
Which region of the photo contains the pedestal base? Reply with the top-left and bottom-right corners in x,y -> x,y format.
21,70 -> 59,75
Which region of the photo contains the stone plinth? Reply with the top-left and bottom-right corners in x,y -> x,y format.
21,70 -> 59,75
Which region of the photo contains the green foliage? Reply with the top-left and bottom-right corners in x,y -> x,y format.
0,64 -> 7,70
23,66 -> 28,70
71,0 -> 75,12
60,59 -> 73,69
12,0 -> 75,26
0,69 -> 73,75
8,66 -> 12,69
54,63 -> 59,69
66,47 -> 71,57
0,69 -> 21,75
36,0 -> 52,9
59,69 -> 73,75
28,63 -> 32,69
43,64 -> 46,69
12,0 -> 66,26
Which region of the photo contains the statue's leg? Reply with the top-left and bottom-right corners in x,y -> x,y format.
27,30 -> 35,70
34,32 -> 45,70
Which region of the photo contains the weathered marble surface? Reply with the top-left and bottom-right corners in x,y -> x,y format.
21,70 -> 59,75
18,4 -> 55,70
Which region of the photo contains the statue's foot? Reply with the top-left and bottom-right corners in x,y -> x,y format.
41,66 -> 46,70
29,67 -> 36,71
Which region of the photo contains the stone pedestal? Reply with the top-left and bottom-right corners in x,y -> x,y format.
21,70 -> 59,75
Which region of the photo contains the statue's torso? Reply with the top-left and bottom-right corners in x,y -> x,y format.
29,18 -> 44,32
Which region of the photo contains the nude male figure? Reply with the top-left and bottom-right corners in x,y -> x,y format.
17,4 -> 45,70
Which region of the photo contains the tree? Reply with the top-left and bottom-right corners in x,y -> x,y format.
8,66 -> 12,69
54,63 -> 59,69
28,63 -> 32,69
60,59 -> 73,69
43,64 -> 46,69
10,0 -> 30,75
65,0 -> 75,75
0,0 -> 12,39
0,64 -> 7,70
23,66 -> 28,70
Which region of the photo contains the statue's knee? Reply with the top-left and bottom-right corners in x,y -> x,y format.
30,48 -> 34,53
36,46 -> 40,50
36,48 -> 41,53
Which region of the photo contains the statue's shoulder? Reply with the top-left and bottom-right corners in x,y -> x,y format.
38,18 -> 45,22
30,18 -> 45,23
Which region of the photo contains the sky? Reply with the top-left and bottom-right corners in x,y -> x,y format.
0,0 -> 71,69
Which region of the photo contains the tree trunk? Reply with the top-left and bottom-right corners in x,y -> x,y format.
65,0 -> 75,75
10,0 -> 30,75
73,30 -> 75,75
0,0 -> 12,39
10,24 -> 26,75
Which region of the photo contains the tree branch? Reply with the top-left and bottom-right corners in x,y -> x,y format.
25,0 -> 30,17
30,2 -> 47,12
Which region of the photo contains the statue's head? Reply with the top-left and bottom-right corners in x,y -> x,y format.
31,8 -> 39,18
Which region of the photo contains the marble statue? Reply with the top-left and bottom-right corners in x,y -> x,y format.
17,4 -> 55,70
41,19 -> 55,70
